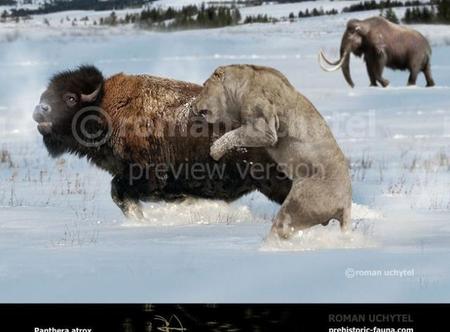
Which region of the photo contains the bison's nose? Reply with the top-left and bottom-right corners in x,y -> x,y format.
40,103 -> 50,113
32,103 -> 50,123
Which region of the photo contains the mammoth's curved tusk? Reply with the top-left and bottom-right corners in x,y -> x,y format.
319,50 -> 341,66
318,51 -> 348,72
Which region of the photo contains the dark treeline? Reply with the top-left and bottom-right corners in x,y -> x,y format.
435,0 -> 450,22
271,0 -> 312,2
403,6 -> 435,23
376,0 -> 450,25
0,0 -> 16,5
2,0 -> 449,28
342,0 -> 425,13
297,8 -> 338,18
380,7 -> 399,23
296,0 -> 425,20
403,0 -> 450,23
7,0 -> 147,18
244,14 -> 278,24
100,4 -> 242,30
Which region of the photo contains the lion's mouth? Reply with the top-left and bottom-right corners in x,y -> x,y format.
193,108 -> 209,119
37,122 -> 53,136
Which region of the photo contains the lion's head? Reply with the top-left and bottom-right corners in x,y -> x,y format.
194,66 -> 243,127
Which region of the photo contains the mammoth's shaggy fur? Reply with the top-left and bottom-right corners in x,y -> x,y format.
319,16 -> 435,87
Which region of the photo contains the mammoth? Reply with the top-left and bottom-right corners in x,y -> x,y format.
319,16 -> 435,88
32,66 -> 292,221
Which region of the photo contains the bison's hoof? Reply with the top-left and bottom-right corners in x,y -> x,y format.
124,204 -> 145,221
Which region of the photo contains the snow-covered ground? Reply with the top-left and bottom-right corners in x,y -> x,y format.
1,1 -> 450,302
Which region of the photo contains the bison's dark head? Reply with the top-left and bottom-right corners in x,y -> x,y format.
33,65 -> 105,157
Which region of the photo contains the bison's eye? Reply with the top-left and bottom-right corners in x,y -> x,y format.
63,93 -> 78,107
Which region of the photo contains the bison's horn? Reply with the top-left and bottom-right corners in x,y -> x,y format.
81,84 -> 102,103
318,50 -> 348,72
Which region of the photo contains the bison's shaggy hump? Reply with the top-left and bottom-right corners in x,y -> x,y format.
50,65 -> 104,98
101,73 -> 205,168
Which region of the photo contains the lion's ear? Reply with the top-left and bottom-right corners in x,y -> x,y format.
213,67 -> 226,81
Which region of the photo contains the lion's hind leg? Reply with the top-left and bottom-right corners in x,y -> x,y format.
270,178 -> 350,239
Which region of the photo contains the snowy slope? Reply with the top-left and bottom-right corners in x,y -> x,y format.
0,0 -> 432,31
0,1 -> 450,302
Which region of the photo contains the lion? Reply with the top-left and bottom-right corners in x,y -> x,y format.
194,64 -> 352,238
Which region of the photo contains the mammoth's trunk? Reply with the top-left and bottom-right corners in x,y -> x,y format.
340,45 -> 354,88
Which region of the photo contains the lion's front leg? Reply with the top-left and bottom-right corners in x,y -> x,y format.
210,129 -> 241,160
210,115 -> 279,161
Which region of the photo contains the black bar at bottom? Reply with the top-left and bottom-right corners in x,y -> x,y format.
0,304 -> 447,332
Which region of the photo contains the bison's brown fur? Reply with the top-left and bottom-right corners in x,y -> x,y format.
33,66 -> 292,219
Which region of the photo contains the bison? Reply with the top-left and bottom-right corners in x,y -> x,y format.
33,65 -> 292,220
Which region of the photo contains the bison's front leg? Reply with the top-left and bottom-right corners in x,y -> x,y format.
111,176 -> 145,220
210,113 -> 279,161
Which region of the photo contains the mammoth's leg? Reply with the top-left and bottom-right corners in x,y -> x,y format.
423,62 -> 435,87
374,54 -> 390,87
270,178 -> 350,239
209,102 -> 278,160
365,57 -> 378,87
111,176 -> 145,220
407,69 -> 419,86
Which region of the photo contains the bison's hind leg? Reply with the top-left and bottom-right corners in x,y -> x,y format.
270,178 -> 351,239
